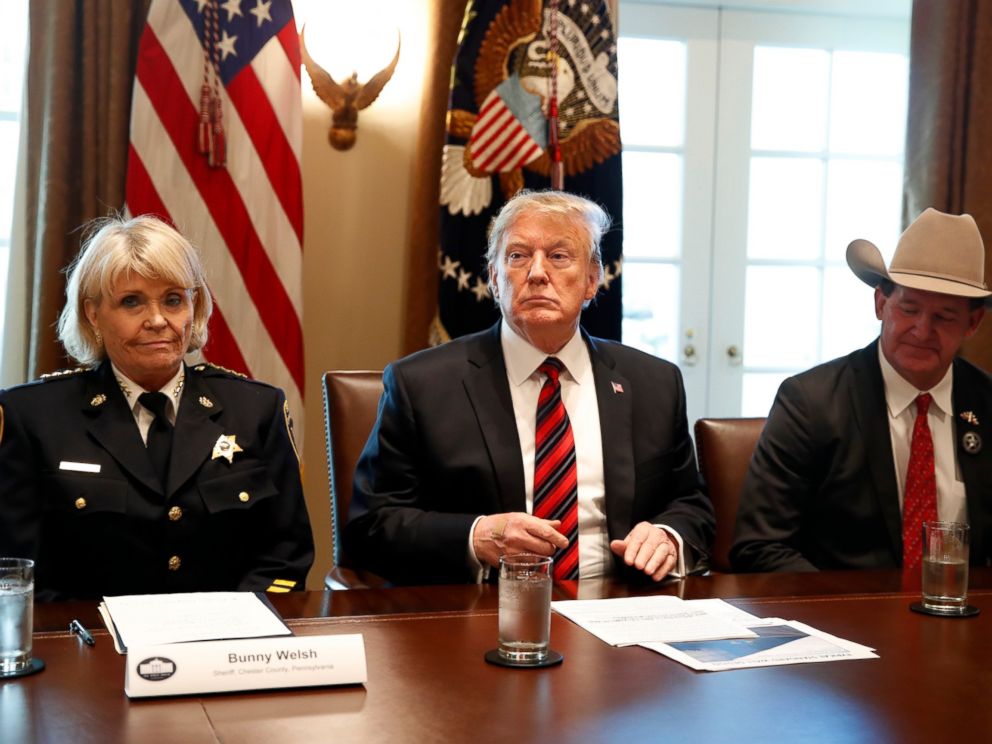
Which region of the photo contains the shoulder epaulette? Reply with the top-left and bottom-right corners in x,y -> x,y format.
191,362 -> 250,380
39,367 -> 88,381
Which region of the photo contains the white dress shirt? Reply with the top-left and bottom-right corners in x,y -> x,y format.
501,322 -> 610,578
111,363 -> 186,446
467,323 -> 686,580
878,344 -> 968,524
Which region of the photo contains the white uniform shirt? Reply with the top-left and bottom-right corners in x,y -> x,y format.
112,363 -> 185,446
878,344 -> 968,524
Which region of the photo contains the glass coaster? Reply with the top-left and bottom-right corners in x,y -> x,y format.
484,649 -> 564,668
0,658 -> 45,679
910,602 -> 980,618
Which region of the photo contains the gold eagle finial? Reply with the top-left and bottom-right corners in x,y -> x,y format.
299,26 -> 401,151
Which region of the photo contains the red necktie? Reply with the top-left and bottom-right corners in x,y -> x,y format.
902,393 -> 938,575
533,358 -> 579,581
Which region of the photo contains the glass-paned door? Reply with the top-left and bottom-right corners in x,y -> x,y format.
0,1 -> 28,368
618,5 -> 718,427
708,10 -> 909,416
617,2 -> 910,424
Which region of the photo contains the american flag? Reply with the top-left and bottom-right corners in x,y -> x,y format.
125,0 -> 304,429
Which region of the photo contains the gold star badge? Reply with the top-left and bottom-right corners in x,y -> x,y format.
960,411 -> 980,426
199,396 -> 214,408
211,434 -> 243,463
90,394 -> 107,407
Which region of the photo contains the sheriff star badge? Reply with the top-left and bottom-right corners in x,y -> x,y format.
212,434 -> 243,463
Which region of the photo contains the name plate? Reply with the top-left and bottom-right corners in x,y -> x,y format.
124,634 -> 366,698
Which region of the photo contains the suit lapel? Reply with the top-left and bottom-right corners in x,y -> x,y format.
952,359 -> 992,563
167,370 -> 225,499
585,333 -> 634,540
84,362 -> 163,495
463,324 -> 526,511
850,342 -> 903,559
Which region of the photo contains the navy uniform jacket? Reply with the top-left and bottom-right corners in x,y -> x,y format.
0,361 -> 314,600
343,323 -> 714,585
732,341 -> 992,572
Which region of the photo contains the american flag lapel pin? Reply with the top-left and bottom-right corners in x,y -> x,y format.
611,381 -> 624,394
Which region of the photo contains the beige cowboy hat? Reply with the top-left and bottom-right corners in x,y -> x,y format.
847,207 -> 992,305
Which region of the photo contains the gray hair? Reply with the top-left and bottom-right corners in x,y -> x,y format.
485,189 -> 610,297
57,215 -> 213,365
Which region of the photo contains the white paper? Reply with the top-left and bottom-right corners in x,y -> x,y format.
683,599 -> 776,627
101,592 -> 291,654
124,634 -> 367,698
98,603 -> 125,653
551,595 -> 757,646
641,619 -> 878,671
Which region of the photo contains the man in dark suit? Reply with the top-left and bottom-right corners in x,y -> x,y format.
344,191 -> 714,585
733,208 -> 992,572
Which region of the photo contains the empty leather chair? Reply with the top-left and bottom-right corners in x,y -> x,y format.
694,418 -> 766,573
321,370 -> 386,588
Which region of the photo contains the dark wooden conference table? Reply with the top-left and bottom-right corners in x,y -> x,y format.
9,569 -> 992,743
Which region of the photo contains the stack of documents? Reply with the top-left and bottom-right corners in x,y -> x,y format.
551,596 -> 877,672
99,592 -> 292,654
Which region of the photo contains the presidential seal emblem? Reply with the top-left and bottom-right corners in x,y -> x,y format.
436,0 -> 624,343
441,0 -> 620,217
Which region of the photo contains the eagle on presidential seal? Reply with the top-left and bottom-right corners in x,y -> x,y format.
441,0 -> 621,216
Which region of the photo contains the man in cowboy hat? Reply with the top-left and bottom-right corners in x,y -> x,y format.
732,208 -> 992,572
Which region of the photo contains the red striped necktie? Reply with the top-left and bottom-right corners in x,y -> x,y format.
903,393 -> 937,576
533,357 -> 579,581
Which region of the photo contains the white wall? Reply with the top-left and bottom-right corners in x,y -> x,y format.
297,0 -> 431,587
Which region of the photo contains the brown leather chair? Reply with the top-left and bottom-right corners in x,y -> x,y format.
694,417 -> 766,573
321,370 -> 385,589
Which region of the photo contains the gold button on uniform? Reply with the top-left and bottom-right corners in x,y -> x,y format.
168,506 -> 183,522
168,555 -> 181,571
75,497 -> 87,510
238,491 -> 250,503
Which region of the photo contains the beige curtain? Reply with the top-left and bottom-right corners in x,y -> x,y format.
905,0 -> 992,370
401,0 -> 468,355
20,0 -> 149,379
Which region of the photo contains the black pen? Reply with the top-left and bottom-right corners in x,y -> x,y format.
69,618 -> 96,646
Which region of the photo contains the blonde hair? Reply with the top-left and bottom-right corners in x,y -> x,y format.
57,215 -> 213,365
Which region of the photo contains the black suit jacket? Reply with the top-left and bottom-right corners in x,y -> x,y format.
0,362 -> 314,600
732,341 -> 992,572
342,323 -> 714,585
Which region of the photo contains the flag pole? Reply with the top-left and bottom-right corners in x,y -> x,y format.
548,0 -> 563,190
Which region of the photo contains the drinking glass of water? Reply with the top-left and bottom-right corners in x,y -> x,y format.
495,553 -> 553,665
0,558 -> 38,677
919,522 -> 974,617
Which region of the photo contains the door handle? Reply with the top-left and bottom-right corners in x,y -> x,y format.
683,343 -> 697,366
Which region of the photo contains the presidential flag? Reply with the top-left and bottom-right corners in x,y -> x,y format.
125,0 -> 304,428
436,0 -> 623,342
